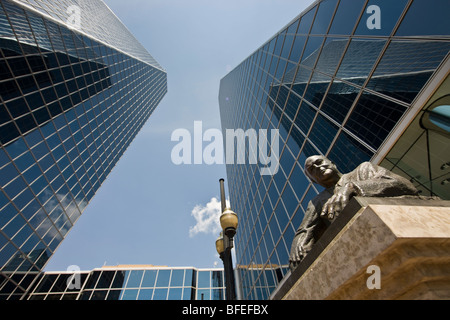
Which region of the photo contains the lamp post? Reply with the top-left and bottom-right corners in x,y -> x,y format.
216,178 -> 237,300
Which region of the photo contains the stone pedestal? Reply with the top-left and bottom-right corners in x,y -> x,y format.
271,197 -> 450,300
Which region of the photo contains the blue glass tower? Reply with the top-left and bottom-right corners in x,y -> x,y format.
0,0 -> 167,299
219,0 -> 450,299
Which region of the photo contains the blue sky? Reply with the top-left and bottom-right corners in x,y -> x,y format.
44,0 -> 310,271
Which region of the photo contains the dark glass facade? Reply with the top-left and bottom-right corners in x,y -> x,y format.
26,266 -> 225,300
0,0 -> 167,299
218,0 -> 450,299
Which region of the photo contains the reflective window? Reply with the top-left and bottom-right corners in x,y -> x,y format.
111,271 -> 126,288
84,271 -> 100,289
297,7 -> 316,34
273,31 -> 286,58
328,130 -> 373,172
293,101 -> 316,134
211,270 -> 223,288
168,287 -> 182,300
315,37 -> 348,76
184,268 -> 195,287
152,288 -> 168,300
289,35 -> 307,63
120,289 -> 138,300
183,288 -> 193,300
211,288 -> 224,300
138,288 -> 153,300
125,270 -> 143,288
355,0 -> 409,36
310,0 -> 338,34
328,0 -> 365,34
170,269 -> 184,287
396,0 -> 450,36
303,72 -> 331,108
197,271 -> 210,288
336,38 -> 386,85
281,20 -> 299,60
321,80 -> 360,124
366,40 -> 450,104
429,105 -> 450,133
141,270 -> 157,287
301,36 -> 323,65
345,92 -> 407,150
197,288 -> 210,300
291,66 -> 312,98
155,269 -> 170,287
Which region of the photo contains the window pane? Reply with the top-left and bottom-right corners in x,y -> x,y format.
141,270 -> 157,287
170,269 -> 184,287
211,271 -> 223,288
303,72 -> 331,108
168,287 -> 182,300
366,40 -> 450,104
301,36 -> 323,65
126,270 -> 143,288
184,269 -> 194,287
315,37 -> 348,76
155,270 -> 170,287
84,271 -> 100,289
153,288 -> 168,300
328,131 -> 373,173
138,288 -> 154,300
321,80 -> 360,124
120,289 -> 138,300
328,0 -> 365,34
289,35 -> 307,63
182,287 -> 193,300
297,7 -> 316,34
211,288 -> 224,300
106,290 -> 121,300
96,271 -> 115,289
197,271 -> 210,288
355,0 -> 409,36
336,39 -> 386,86
310,0 -> 338,34
345,92 -> 407,150
111,270 -> 126,288
396,0 -> 450,36
197,288 -> 210,300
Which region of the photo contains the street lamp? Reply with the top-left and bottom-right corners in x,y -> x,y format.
215,232 -> 224,255
216,178 -> 238,300
220,207 -> 238,238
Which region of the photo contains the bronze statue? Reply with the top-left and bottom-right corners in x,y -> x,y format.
289,155 -> 419,270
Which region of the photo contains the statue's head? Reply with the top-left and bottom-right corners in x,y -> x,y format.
304,155 -> 341,188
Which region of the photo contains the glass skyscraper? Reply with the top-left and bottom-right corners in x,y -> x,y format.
219,0 -> 450,299
0,0 -> 167,299
26,265 -> 225,300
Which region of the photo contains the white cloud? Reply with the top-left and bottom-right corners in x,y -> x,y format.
189,197 -> 230,237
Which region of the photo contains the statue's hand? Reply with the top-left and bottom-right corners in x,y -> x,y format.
289,239 -> 306,264
321,182 -> 357,220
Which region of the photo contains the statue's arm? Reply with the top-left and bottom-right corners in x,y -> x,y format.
289,201 -> 324,268
350,165 -> 418,197
321,163 -> 418,220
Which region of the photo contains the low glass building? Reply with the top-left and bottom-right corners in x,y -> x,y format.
219,0 -> 449,299
26,265 -> 225,300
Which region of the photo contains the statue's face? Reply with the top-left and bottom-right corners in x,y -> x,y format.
304,155 -> 340,188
